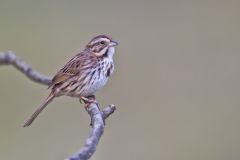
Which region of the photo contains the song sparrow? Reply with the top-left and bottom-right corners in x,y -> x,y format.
23,35 -> 118,127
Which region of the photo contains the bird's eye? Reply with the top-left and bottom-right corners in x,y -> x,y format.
100,41 -> 106,44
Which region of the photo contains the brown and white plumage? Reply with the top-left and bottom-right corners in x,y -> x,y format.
23,35 -> 118,127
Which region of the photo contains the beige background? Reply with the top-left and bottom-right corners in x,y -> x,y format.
0,0 -> 240,160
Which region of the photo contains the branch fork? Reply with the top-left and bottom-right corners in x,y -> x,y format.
67,103 -> 116,160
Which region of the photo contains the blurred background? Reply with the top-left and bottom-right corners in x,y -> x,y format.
0,0 -> 240,160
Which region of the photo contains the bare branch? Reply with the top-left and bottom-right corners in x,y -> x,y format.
0,51 -> 116,160
102,104 -> 116,120
0,51 -> 52,85
66,103 -> 116,160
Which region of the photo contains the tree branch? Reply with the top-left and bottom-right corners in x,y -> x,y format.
0,51 -> 116,160
66,104 -> 116,160
0,51 -> 52,85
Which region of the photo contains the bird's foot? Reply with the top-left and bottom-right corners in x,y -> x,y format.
80,96 -> 97,107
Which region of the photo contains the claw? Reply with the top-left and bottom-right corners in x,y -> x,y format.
79,98 -> 84,104
80,96 -> 97,108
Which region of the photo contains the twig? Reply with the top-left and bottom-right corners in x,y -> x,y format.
0,51 -> 116,160
0,51 -> 52,85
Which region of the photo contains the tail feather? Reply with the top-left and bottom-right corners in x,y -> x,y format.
23,93 -> 55,127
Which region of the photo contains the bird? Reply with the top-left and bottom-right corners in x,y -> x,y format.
23,35 -> 118,127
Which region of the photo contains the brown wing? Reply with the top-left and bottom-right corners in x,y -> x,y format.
52,69 -> 77,84
51,51 -> 98,86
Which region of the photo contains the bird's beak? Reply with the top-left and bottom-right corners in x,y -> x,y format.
110,40 -> 118,46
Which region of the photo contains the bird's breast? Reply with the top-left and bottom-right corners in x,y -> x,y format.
80,60 -> 114,96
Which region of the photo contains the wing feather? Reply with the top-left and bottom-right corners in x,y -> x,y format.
51,51 -> 98,86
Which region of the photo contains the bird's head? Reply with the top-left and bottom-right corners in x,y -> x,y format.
86,35 -> 118,57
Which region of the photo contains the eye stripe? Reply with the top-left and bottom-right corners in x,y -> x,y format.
91,38 -> 109,46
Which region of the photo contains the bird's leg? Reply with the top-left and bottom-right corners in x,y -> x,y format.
79,95 -> 100,126
84,95 -> 101,111
80,95 -> 97,107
